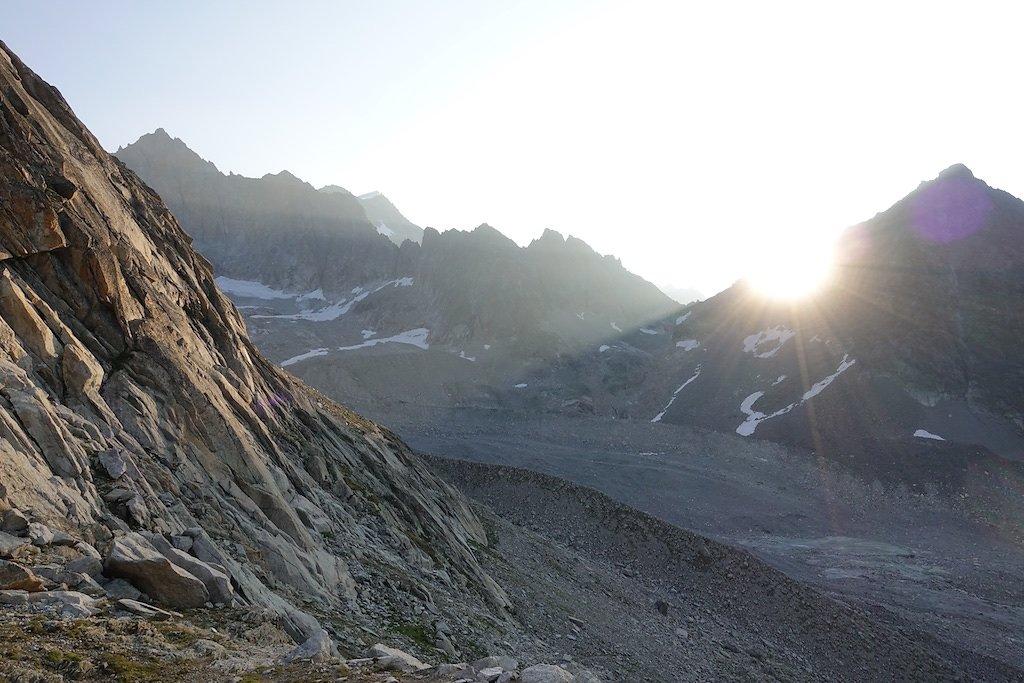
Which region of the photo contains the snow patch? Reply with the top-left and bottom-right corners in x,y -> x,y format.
483,344 -> 491,350
736,392 -> 797,436
599,345 -> 611,353
358,191 -> 381,200
611,322 -> 622,333
801,355 -> 856,401
254,278 -> 414,322
772,375 -> 787,386
215,276 -> 293,300
577,312 -> 585,320
375,221 -> 394,238
280,348 -> 330,367
735,354 -> 856,436
651,365 -> 702,423
676,312 -> 691,325
297,288 -> 325,302
458,350 -> 476,362
514,383 -> 528,389
361,329 -> 376,339
640,327 -> 659,335
743,325 -> 796,358
336,328 -> 430,352
676,339 -> 700,351
914,429 -> 945,441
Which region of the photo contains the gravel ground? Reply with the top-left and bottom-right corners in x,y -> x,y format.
424,444 -> 1024,682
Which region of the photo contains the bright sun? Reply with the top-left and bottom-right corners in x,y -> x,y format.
744,236 -> 835,300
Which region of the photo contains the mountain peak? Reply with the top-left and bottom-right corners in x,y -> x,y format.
319,184 -> 353,196
262,169 -> 305,185
937,163 -> 975,180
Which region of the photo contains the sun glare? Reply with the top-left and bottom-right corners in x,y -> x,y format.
744,236 -> 835,300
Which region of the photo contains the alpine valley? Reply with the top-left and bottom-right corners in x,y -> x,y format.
0,39 -> 1021,683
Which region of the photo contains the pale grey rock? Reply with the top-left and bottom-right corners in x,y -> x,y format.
367,643 -> 430,672
521,664 -> 574,683
98,448 -> 127,480
66,555 -> 102,577
0,589 -> 30,605
104,533 -> 209,608
27,522 -> 54,546
103,578 -> 142,601
474,656 -> 519,672
115,598 -> 178,620
74,542 -> 102,560
0,531 -> 29,558
27,590 -> 99,618
49,530 -> 76,546
71,573 -> 106,598
169,535 -> 193,552
477,666 -> 504,682
280,628 -> 335,663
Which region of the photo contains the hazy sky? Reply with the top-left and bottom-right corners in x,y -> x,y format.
5,1 -> 1023,298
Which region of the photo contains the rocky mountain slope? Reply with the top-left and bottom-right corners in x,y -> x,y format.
0,37 -> 511,653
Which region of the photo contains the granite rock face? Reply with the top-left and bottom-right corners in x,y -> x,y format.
0,40 -> 505,641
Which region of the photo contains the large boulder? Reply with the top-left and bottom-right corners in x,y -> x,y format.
103,533 -> 209,608
0,560 -> 44,591
143,533 -> 234,605
26,590 -> 99,618
366,643 -> 430,673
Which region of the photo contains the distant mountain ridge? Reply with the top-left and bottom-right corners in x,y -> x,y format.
116,130 -> 679,415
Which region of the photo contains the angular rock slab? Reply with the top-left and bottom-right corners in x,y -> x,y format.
367,643 -> 431,672
0,559 -> 44,591
104,532 -> 208,608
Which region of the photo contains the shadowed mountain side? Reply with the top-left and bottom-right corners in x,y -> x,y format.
116,133 -> 680,412
115,130 -> 402,296
625,166 -> 1024,489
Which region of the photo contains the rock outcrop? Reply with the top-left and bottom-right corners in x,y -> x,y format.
0,39 -> 505,644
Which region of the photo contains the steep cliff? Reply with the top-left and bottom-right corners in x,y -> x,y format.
0,39 -> 506,644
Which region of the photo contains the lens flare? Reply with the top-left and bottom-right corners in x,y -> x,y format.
745,236 -> 835,300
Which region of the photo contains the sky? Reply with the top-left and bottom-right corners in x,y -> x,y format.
5,1 -> 1024,299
